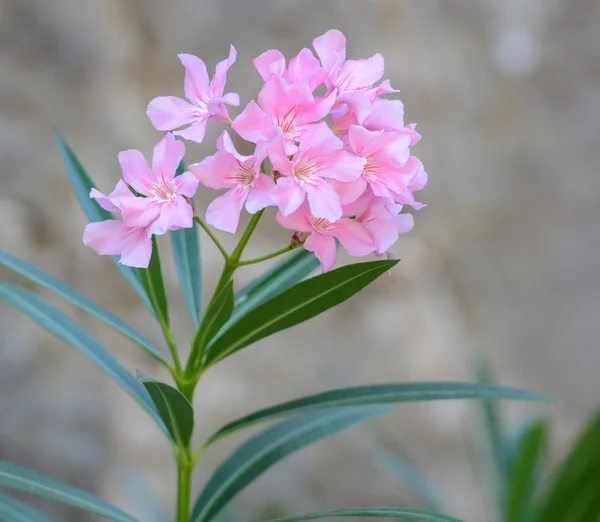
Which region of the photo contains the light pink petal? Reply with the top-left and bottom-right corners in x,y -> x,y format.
313,29 -> 347,72
267,132 -> 294,176
173,170 -> 200,197
179,53 -> 210,105
298,90 -> 337,125
286,48 -> 324,87
231,101 -> 273,144
342,187 -> 375,215
271,176 -> 306,216
146,96 -> 199,132
90,188 -> 120,213
246,174 -> 275,213
364,99 -> 405,132
333,219 -> 374,257
120,197 -> 161,229
367,176 -> 396,201
320,150 -> 366,182
83,220 -> 129,256
337,91 -> 372,125
109,179 -> 135,204
152,134 -> 185,180
188,151 -> 236,189
220,92 -> 241,106
305,180 -> 343,222
304,232 -> 337,272
119,230 -> 153,268
366,220 -> 400,255
206,187 -> 248,233
216,130 -> 246,160
347,125 -> 398,158
296,121 -> 342,157
118,149 -> 154,195
161,195 -> 194,232
394,213 -> 415,234
258,74 -> 313,122
211,45 -> 237,98
340,54 -> 385,90
173,118 -> 208,144
275,206 -> 312,232
253,49 -> 286,81
331,177 -> 368,206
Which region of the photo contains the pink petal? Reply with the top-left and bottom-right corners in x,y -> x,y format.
246,174 -> 275,213
271,176 -> 306,216
304,232 -> 337,272
342,187 -> 375,215
173,118 -> 208,144
216,130 -> 246,160
267,132 -> 294,176
366,220 -> 400,255
90,188 -> 120,213
286,48 -> 325,87
258,74 -> 313,123
179,53 -> 210,105
119,230 -> 153,268
313,29 -> 347,72
297,90 -> 337,125
367,176 -> 396,201
146,96 -> 199,132
364,99 -> 405,132
347,125 -> 398,158
254,49 -> 286,81
206,187 -> 248,233
331,177 -> 368,206
120,197 -> 161,229
211,45 -> 237,98
320,150 -> 366,182
152,134 -> 185,180
275,204 -> 312,232
231,101 -> 272,144
188,152 -> 235,190
118,149 -> 153,195
305,180 -> 343,222
83,220 -> 130,256
296,121 -> 342,158
173,170 -> 200,197
337,91 -> 372,125
333,219 -> 374,257
162,195 -> 194,232
340,54 -> 385,90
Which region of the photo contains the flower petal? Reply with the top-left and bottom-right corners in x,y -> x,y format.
173,118 -> 208,144
90,188 -> 120,213
334,219 -> 374,257
271,176 -> 306,216
304,232 -> 337,272
275,206 -> 312,232
305,180 -> 343,222
320,150 -> 366,182
152,134 -> 185,180
246,174 -> 275,213
253,49 -> 286,81
179,53 -> 210,105
120,197 -> 161,229
173,170 -> 200,197
119,230 -> 153,268
83,220 -> 130,256
340,54 -> 385,90
118,149 -> 153,195
206,187 -> 248,233
146,96 -> 199,132
211,45 -> 237,98
313,29 -> 347,72
188,151 -> 235,190
296,121 -> 342,158
231,100 -> 272,144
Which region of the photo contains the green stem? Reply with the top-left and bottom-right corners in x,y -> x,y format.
163,324 -> 182,374
194,216 -> 229,261
237,243 -> 299,266
230,209 -> 265,262
176,446 -> 192,522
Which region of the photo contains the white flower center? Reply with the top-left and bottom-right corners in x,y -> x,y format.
229,160 -> 256,186
149,177 -> 177,202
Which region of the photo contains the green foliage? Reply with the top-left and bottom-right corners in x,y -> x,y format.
0,461 -> 138,522
140,236 -> 170,327
171,222 -> 202,326
265,508 -> 462,522
0,491 -> 55,522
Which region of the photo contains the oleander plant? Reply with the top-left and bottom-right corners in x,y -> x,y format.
0,30 -> 550,522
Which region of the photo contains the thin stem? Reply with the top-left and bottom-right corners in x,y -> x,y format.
194,216 -> 229,261
191,442 -> 210,466
176,446 -> 192,522
163,325 -> 182,374
230,209 -> 265,263
237,243 -> 300,266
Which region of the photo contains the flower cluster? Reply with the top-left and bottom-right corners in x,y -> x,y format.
84,30 -> 426,271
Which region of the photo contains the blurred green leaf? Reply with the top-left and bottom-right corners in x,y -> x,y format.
505,419 -> 548,522
0,248 -> 167,364
137,371 -> 194,447
206,382 -> 552,445
191,406 -> 392,522
0,491 -> 55,522
205,259 -> 398,365
0,461 -> 138,522
140,236 -> 169,327
54,129 -> 152,313
0,282 -> 165,433
264,507 -> 462,522
535,409 -> 600,522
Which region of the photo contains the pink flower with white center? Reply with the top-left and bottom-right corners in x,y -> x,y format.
232,73 -> 335,154
83,181 -> 153,268
312,29 -> 387,124
253,48 -> 327,90
147,46 -> 239,143
269,122 -> 366,222
188,131 -> 275,233
118,134 -> 199,235
276,203 -> 374,272
344,191 -> 414,256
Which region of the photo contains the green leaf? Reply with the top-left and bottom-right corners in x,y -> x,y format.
505,419 -> 548,522
137,371 -> 194,447
205,259 -> 398,365
54,129 -> 152,313
0,282 -> 165,434
206,382 -> 552,444
0,248 -> 167,364
231,249 -> 319,322
376,449 -> 447,512
0,491 -> 55,522
0,461 -> 138,522
171,223 -> 201,326
191,406 -> 392,522
140,236 -> 169,326
535,409 -> 600,522
265,507 -> 462,522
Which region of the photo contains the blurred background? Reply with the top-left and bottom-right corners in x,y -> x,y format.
1,0 -> 599,520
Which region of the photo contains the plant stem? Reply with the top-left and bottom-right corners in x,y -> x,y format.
163,324 -> 182,374
193,216 -> 229,261
176,446 -> 192,522
231,209 -> 265,262
237,243 -> 300,266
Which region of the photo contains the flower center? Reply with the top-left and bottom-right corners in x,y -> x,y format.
364,155 -> 383,178
311,217 -> 333,233
293,157 -> 318,181
275,106 -> 303,139
229,160 -> 256,186
149,177 -> 177,202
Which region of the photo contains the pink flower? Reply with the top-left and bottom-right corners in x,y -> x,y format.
276,203 -> 374,272
147,47 -> 239,143
253,48 -> 327,90
118,134 -> 199,235
188,131 -> 275,233
232,73 -> 335,154
83,181 -> 153,268
269,122 -> 366,222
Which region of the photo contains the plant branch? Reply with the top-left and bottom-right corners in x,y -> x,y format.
193,216 -> 229,261
237,243 -> 300,266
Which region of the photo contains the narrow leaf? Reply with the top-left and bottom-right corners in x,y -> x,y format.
171,223 -> 201,326
265,507 -> 462,522
54,129 -> 152,313
191,407 -> 392,522
0,461 -> 138,522
231,249 -> 319,322
0,282 -> 165,433
0,491 -> 55,522
0,249 -> 167,364
505,419 -> 548,522
140,236 -> 169,326
137,371 -> 194,447
205,259 -> 398,365
206,382 -> 552,444
535,409 -> 600,522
